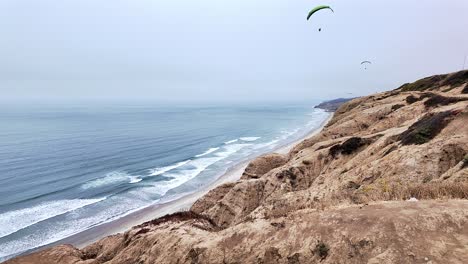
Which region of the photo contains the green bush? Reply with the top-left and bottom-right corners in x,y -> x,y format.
314,241 -> 330,259
398,111 -> 455,145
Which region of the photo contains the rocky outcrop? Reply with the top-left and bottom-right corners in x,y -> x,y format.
314,98 -> 353,112
7,70 -> 468,264
241,153 -> 288,180
9,202 -> 468,264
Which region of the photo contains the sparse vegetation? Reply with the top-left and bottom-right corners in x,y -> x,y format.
376,92 -> 399,101
391,104 -> 404,111
329,137 -> 371,157
134,228 -> 150,236
463,154 -> 468,168
440,70 -> 468,88
346,181 -> 361,190
382,145 -> 398,157
352,182 -> 468,203
138,211 -> 217,230
399,70 -> 468,92
462,84 -> 468,94
423,94 -> 468,108
399,75 -> 444,92
314,241 -> 330,260
405,95 -> 419,104
398,111 -> 455,145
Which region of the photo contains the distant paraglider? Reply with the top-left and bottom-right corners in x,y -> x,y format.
361,61 -> 372,70
307,5 -> 334,32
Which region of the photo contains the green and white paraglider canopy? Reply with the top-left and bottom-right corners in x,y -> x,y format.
307,5 -> 334,32
307,5 -> 334,20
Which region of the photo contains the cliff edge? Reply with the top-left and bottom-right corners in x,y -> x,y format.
7,70 -> 468,264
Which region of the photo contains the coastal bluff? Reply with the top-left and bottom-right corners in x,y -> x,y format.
7,70 -> 468,264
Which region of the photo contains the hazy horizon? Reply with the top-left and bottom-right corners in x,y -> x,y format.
1,0 -> 467,103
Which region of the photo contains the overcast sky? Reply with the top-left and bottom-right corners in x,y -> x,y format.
1,0 -> 467,103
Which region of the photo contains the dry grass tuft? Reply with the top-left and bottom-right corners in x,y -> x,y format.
350,182 -> 468,204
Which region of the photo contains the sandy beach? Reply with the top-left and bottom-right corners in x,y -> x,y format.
45,112 -> 333,250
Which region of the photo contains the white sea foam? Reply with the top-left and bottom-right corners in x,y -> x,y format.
0,196 -> 147,261
240,137 -> 261,142
0,198 -> 105,239
195,147 -> 219,157
128,176 -> 142,184
215,143 -> 252,157
252,139 -> 279,150
148,160 -> 191,176
148,144 -> 250,196
81,171 -> 136,189
224,139 -> 238,144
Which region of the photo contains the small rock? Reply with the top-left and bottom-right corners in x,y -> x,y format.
407,197 -> 418,202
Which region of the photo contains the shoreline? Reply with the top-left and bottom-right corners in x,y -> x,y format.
30,111 -> 333,253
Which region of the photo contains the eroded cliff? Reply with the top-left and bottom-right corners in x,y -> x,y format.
8,71 -> 468,264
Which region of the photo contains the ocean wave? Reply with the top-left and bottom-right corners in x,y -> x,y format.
0,198 -> 105,239
214,143 -> 252,157
81,171 -> 139,189
195,147 -> 220,157
148,160 -> 191,176
252,139 -> 279,150
281,128 -> 300,136
240,137 -> 261,142
0,196 -> 146,261
224,139 -> 238,144
148,144 -> 250,196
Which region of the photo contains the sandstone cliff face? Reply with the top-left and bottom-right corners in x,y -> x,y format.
7,71 -> 468,264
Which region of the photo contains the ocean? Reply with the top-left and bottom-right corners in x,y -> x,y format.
0,102 -> 329,260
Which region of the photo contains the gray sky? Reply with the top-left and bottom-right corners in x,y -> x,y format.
1,0 -> 467,103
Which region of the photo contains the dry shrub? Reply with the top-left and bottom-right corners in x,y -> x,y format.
423,94 -> 468,108
313,241 -> 330,260
406,95 -> 419,104
440,70 -> 468,88
134,228 -> 150,236
399,70 -> 468,92
399,75 -> 444,92
375,92 -> 399,101
329,137 -> 371,157
398,111 -> 456,145
137,211 -> 218,230
391,104 -> 405,111
462,84 -> 468,94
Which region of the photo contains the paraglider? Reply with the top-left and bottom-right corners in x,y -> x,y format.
307,5 -> 334,32
361,61 -> 372,70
